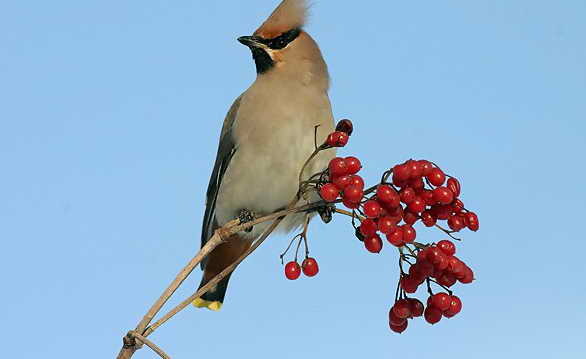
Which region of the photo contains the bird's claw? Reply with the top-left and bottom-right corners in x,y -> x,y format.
238,209 -> 256,232
317,204 -> 334,224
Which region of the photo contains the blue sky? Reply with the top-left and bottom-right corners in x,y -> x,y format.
1,1 -> 585,358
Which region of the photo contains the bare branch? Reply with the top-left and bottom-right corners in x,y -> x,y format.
117,198 -> 328,358
144,216 -> 283,336
128,331 -> 171,359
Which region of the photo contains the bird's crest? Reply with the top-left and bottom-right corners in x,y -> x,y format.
255,0 -> 308,39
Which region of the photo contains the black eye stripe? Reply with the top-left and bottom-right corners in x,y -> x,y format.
259,28 -> 301,50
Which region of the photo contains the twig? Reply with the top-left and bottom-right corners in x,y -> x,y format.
132,219 -> 239,337
334,208 -> 365,221
118,197 -> 328,359
128,331 -> 171,359
143,217 -> 283,336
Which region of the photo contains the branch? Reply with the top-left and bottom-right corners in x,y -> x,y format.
127,331 -> 170,359
143,216 -> 283,336
116,199 -> 327,358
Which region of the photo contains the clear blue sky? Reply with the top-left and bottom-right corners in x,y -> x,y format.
1,1 -> 585,358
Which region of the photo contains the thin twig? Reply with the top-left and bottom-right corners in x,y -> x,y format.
133,219 -> 239,336
143,216 -> 284,336
128,331 -> 171,359
334,208 -> 365,221
118,200 -> 325,358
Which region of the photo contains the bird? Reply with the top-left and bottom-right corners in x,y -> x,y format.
193,0 -> 336,311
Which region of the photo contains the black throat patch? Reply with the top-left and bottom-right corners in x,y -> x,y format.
251,47 -> 274,74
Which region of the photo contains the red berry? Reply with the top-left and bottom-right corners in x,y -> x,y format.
408,264 -> 426,283
392,299 -> 412,319
447,177 -> 461,197
389,307 -> 407,326
400,187 -> 416,204
392,174 -> 407,188
431,293 -> 451,311
363,200 -> 383,218
407,196 -> 426,213
359,218 -> 378,237
385,205 -> 403,221
302,257 -> 319,277
415,260 -> 434,278
426,247 -> 443,264
344,156 -> 362,174
319,183 -> 339,202
364,234 -> 383,253
433,253 -> 449,272
335,119 -> 353,136
437,272 -> 457,288
466,212 -> 479,231
433,187 -> 454,205
284,261 -> 301,280
447,256 -> 465,277
419,160 -> 433,176
458,266 -> 474,284
424,305 -> 443,324
376,185 -> 400,207
421,211 -> 437,227
402,225 -> 417,243
443,295 -> 463,317
421,190 -> 435,206
386,228 -> 404,247
400,276 -> 419,293
406,160 -> 423,179
343,185 -> 363,203
332,175 -> 352,191
408,177 -> 425,190
378,216 -> 397,235
402,210 -> 418,225
328,157 -> 348,177
427,168 -> 446,186
342,198 -> 360,209
348,175 -> 365,189
437,240 -> 456,256
389,320 -> 408,334
408,298 -> 425,317
393,164 -> 411,181
452,198 -> 465,213
431,205 -> 452,220
326,131 -> 349,147
448,215 -> 466,232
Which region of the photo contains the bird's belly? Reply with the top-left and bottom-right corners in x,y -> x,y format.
214,125 -> 334,239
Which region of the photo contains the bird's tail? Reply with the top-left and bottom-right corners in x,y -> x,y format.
192,273 -> 233,311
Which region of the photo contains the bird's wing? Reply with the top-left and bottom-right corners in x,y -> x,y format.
200,95 -> 242,268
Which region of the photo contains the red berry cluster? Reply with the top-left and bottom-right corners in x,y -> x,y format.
345,158 -> 479,253
389,239 -> 472,332
285,257 -> 319,280
280,119 -> 479,334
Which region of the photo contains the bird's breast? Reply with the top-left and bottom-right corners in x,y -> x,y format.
214,85 -> 335,236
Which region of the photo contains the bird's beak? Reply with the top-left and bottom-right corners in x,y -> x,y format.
237,36 -> 263,48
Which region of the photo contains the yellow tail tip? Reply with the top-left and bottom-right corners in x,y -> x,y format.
193,297 -> 223,311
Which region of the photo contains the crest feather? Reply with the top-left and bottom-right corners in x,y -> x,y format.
254,0 -> 308,39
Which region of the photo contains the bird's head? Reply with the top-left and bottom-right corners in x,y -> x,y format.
238,0 -> 328,87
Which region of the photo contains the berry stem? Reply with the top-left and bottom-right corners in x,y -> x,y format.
301,213 -> 311,258
434,223 -> 462,241
426,278 -> 434,296
428,278 -> 453,296
280,234 -> 302,264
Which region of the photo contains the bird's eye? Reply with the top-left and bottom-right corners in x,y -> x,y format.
267,28 -> 301,50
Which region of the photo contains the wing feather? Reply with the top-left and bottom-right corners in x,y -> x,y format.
200,96 -> 242,268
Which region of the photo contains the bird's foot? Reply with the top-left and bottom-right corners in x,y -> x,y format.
317,204 -> 334,224
238,209 -> 256,232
